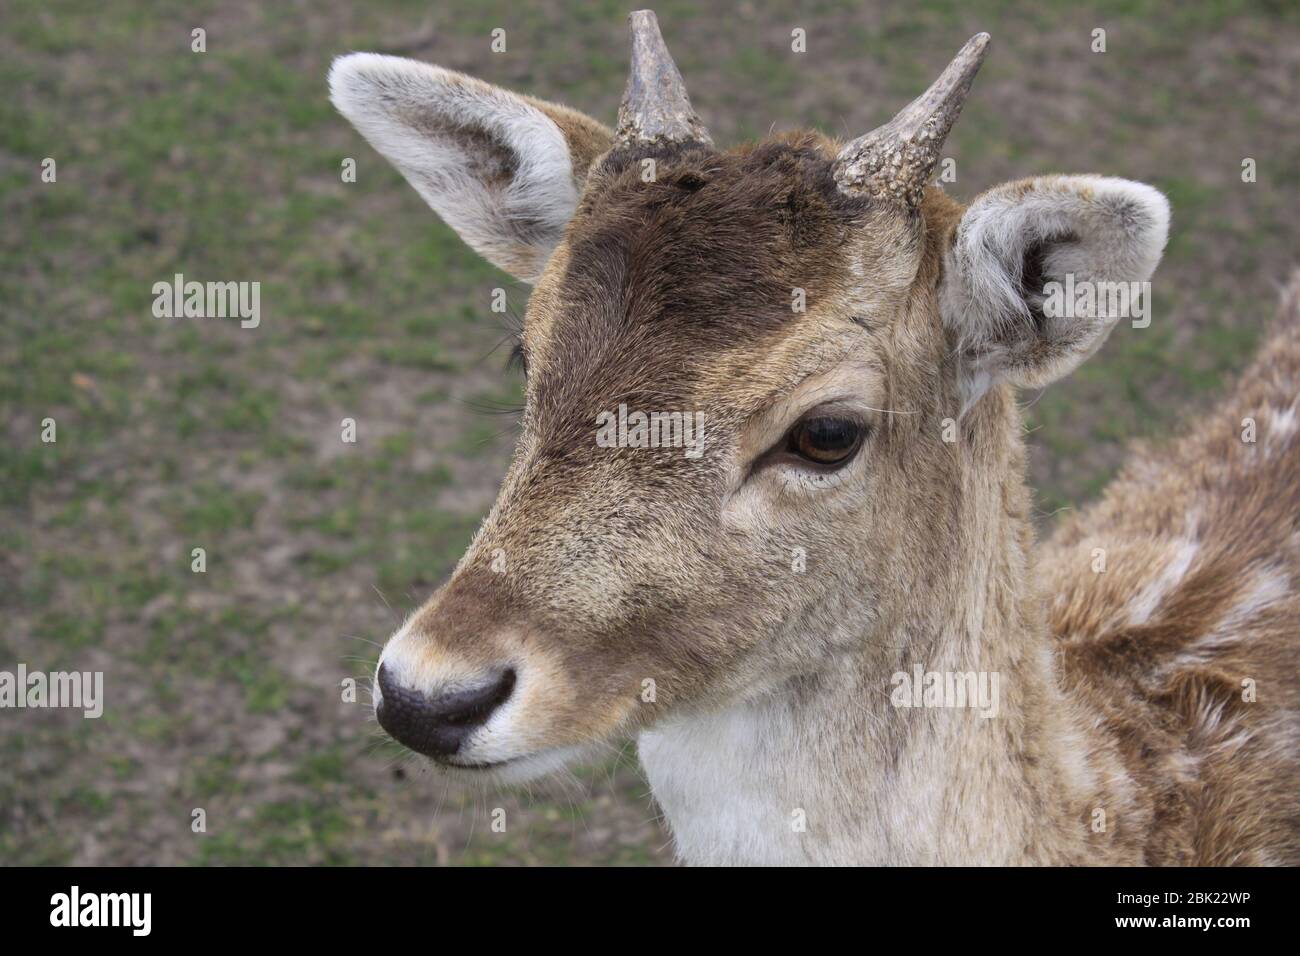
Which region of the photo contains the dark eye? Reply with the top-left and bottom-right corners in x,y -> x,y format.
787,416 -> 865,467
507,340 -> 528,376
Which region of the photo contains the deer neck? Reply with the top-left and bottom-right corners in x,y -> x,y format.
640,405 -> 1097,865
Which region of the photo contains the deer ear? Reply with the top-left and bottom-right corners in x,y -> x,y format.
940,175 -> 1169,402
329,53 -> 612,283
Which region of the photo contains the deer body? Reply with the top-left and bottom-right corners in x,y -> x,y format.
332,11 -> 1300,865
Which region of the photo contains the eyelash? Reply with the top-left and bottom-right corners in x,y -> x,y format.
775,464 -> 855,494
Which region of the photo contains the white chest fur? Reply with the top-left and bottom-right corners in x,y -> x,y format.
639,701 -> 804,865
636,694 -> 895,865
637,685 -> 1019,866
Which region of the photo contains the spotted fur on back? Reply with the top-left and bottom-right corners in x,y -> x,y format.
1041,273 -> 1300,864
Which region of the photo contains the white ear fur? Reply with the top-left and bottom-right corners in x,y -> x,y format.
941,175 -> 1170,401
329,53 -> 586,282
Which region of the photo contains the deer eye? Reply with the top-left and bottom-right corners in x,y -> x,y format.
787,416 -> 865,467
507,340 -> 528,376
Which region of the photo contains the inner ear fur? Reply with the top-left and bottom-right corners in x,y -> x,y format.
940,175 -> 1170,395
329,53 -> 612,282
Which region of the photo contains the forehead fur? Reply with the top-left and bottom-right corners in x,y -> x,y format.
522,135 -> 924,427
574,131 -> 873,321
528,133 -> 874,366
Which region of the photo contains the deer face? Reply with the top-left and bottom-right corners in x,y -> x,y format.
331,12 -> 1168,782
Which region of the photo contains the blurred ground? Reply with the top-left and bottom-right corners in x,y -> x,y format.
2,0 -> 1297,864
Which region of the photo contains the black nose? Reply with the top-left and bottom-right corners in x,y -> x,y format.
375,663 -> 516,758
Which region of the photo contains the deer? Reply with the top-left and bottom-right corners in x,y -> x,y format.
331,11 -> 1300,865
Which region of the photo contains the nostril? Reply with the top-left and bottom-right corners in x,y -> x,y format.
431,667 -> 516,726
376,661 -> 397,703
374,664 -> 516,759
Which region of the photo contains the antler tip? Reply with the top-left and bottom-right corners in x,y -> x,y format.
833,30 -> 992,206
616,8 -> 712,147
959,33 -> 991,71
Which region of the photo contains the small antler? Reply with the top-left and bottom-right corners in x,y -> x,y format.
834,33 -> 990,207
614,10 -> 712,148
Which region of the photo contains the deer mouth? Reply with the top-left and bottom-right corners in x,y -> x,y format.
428,745 -> 592,785
440,755 -> 515,771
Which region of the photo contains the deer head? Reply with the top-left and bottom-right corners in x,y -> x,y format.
330,11 -> 1168,783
